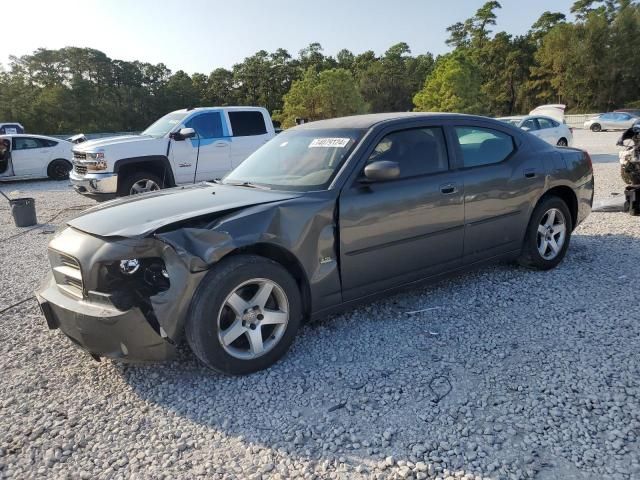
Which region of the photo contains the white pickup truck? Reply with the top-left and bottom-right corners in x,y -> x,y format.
70,106 -> 275,199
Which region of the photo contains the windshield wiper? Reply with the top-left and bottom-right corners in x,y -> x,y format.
223,180 -> 271,190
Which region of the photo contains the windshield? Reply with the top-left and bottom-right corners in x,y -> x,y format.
142,112 -> 189,138
223,128 -> 363,191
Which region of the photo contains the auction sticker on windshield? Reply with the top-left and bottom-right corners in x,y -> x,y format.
309,138 -> 351,148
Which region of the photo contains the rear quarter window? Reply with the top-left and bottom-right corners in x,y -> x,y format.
455,126 -> 515,168
229,111 -> 267,136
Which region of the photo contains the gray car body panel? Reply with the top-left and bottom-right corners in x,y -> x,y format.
36,113 -> 594,362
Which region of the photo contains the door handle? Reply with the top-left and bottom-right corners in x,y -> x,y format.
524,169 -> 536,178
440,183 -> 457,194
213,142 -> 228,148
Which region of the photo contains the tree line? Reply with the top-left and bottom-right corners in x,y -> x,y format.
0,0 -> 638,134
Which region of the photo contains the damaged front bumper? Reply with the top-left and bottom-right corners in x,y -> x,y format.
35,226 -> 206,362
37,275 -> 175,361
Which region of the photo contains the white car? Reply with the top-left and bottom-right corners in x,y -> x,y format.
70,106 -> 276,199
584,112 -> 639,132
498,115 -> 573,147
0,134 -> 73,181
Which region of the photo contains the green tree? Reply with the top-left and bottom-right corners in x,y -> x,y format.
277,68 -> 364,127
413,51 -> 484,113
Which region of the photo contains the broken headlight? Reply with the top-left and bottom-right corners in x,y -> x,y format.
98,258 -> 171,310
120,259 -> 141,275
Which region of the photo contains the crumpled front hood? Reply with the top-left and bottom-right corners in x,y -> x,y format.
74,135 -> 158,151
67,183 -> 301,238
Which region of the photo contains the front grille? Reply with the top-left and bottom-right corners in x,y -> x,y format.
73,151 -> 86,160
74,164 -> 87,175
50,250 -> 84,298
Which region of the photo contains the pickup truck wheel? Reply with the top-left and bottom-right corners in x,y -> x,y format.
118,171 -> 162,196
186,255 -> 302,375
47,159 -> 72,180
518,196 -> 572,270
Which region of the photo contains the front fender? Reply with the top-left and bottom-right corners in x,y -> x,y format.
155,196 -> 342,314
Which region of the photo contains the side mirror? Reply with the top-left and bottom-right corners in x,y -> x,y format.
363,160 -> 400,182
172,127 -> 196,141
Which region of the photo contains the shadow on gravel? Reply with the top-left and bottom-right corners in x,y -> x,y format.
114,232 -> 640,479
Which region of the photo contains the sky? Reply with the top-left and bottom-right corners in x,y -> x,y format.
1,0 -> 576,74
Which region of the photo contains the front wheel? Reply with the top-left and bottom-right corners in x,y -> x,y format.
186,255 -> 302,375
590,123 -> 602,132
557,138 -> 568,147
518,196 -> 573,270
118,171 -> 162,196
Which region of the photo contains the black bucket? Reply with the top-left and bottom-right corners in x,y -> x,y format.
625,185 -> 640,216
10,197 -> 37,227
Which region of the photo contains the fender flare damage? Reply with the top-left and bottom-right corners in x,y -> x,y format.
152,198 -> 341,335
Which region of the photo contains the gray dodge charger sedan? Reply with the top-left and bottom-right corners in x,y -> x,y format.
37,113 -> 594,374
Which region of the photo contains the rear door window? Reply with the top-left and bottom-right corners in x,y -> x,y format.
521,118 -> 539,131
537,118 -> 557,129
454,127 -> 515,168
229,111 -> 267,136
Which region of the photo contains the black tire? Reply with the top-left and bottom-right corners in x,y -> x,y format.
518,196 -> 573,270
117,171 -> 163,196
47,159 -> 72,180
185,254 -> 302,375
590,123 -> 602,132
557,138 -> 568,147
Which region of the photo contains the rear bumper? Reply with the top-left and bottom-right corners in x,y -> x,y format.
36,274 -> 175,362
576,177 -> 594,227
70,170 -> 118,198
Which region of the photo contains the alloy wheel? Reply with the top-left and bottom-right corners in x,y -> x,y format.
217,278 -> 289,360
130,179 -> 160,194
537,208 -> 567,260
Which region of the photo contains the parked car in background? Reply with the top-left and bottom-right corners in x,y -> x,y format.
37,112 -> 594,374
529,104 -> 566,124
70,106 -> 276,200
0,134 -> 73,181
0,122 -> 25,135
497,115 -> 573,146
584,112 -> 639,132
614,108 -> 640,118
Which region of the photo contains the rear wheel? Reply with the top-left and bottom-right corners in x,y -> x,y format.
557,138 -> 568,147
118,171 -> 162,196
518,196 -> 572,270
47,159 -> 72,180
590,123 -> 602,132
186,255 -> 302,375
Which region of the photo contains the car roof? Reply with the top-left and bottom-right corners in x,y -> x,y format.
291,112 -> 499,130
172,106 -> 268,114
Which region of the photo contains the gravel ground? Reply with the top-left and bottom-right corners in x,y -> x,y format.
1,129 -> 639,480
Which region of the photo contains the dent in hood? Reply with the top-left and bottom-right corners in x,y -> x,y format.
67,183 -> 301,238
